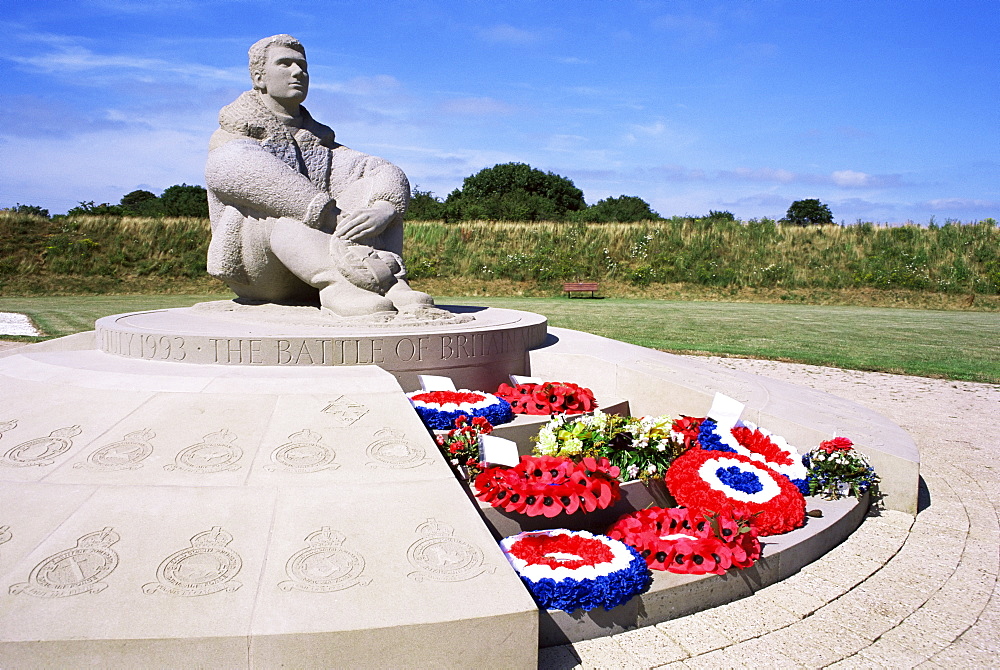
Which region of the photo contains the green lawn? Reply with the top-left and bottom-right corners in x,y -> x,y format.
2,294 -> 997,384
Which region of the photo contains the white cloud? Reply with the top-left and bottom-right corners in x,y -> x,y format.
479,24 -> 540,45
831,169 -> 873,187
651,14 -> 719,43
924,198 -> 1000,211
0,127 -> 208,214
544,134 -> 589,152
438,96 -> 516,116
723,167 -> 797,183
311,75 -> 402,96
5,44 -> 240,84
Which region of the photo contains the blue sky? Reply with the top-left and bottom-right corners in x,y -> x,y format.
2,0 -> 997,223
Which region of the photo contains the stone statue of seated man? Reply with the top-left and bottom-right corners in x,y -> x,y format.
205,34 -> 434,318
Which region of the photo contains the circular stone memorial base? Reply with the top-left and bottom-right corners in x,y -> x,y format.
96,303 -> 548,392
0,306 -> 918,668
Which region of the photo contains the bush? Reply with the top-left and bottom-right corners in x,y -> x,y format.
160,184 -> 209,217
405,187 -> 446,220
6,204 -> 49,218
574,195 -> 661,223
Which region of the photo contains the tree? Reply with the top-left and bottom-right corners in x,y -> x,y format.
160,184 -> 209,217
444,163 -> 586,221
120,189 -> 163,216
405,187 -> 446,220
574,195 -> 661,222
785,199 -> 833,226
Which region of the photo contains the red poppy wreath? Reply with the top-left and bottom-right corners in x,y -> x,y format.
606,506 -> 761,575
474,454 -> 621,517
495,382 -> 597,415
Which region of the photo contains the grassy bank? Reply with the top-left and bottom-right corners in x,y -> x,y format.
3,294 -> 997,384
3,213 -> 997,302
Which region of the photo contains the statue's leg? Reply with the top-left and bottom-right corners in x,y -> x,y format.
268,217 -> 396,317
371,213 -> 435,311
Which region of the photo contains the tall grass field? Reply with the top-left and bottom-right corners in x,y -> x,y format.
2,213 -> 997,302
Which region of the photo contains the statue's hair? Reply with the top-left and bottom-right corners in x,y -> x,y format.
248,34 -> 305,87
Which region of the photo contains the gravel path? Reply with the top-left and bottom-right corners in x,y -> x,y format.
543,357 -> 1000,669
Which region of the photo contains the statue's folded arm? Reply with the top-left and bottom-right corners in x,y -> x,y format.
205,135 -> 335,229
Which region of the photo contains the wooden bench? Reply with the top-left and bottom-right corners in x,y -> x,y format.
563,282 -> 600,298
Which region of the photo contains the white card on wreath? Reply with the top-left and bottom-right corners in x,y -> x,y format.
417,375 -> 457,391
708,392 -> 745,429
509,374 -> 543,385
480,435 -> 520,467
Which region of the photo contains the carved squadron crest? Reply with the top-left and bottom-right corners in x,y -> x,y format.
266,429 -> 339,473
365,428 -> 430,469
1,425 -> 83,467
143,527 -> 242,596
165,429 -> 243,473
10,527 -> 120,597
406,518 -> 493,583
76,429 -> 155,471
279,526 -> 371,593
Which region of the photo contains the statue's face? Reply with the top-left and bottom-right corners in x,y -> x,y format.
255,45 -> 308,106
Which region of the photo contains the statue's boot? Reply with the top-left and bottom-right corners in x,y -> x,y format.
319,276 -> 396,318
385,279 -> 435,311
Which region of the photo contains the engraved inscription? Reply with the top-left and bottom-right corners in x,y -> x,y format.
321,396 -> 369,426
0,419 -> 17,438
279,527 -> 371,593
143,527 -> 242,596
165,429 -> 243,473
10,527 -> 120,597
0,525 -> 11,554
365,428 -> 430,469
75,429 -> 155,471
406,518 -> 493,583
266,429 -> 339,473
101,330 -> 186,361
210,338 -> 263,364
1,425 -> 83,467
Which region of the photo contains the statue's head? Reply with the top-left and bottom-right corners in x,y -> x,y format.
248,34 -> 308,108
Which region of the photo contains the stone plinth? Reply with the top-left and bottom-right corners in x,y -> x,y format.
0,308 -> 920,666
95,303 -> 547,392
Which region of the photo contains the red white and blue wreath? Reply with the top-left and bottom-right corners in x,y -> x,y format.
665,448 -> 806,536
695,418 -> 810,495
406,390 -> 514,430
500,529 -> 650,612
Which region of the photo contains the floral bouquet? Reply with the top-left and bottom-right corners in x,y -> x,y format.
495,381 -> 597,415
805,437 -> 880,500
535,410 -> 688,482
435,415 -> 493,478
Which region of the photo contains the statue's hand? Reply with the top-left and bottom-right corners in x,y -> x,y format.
335,201 -> 397,242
